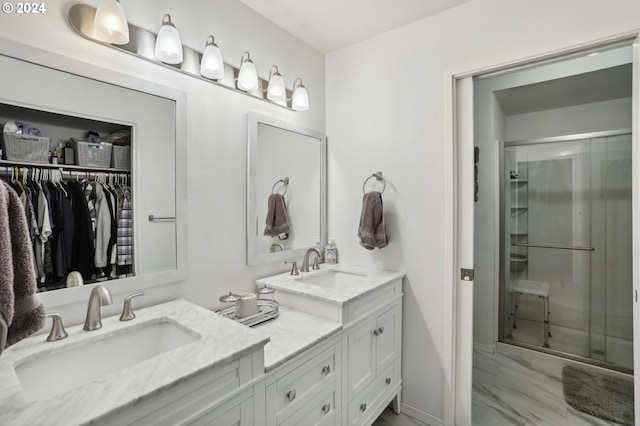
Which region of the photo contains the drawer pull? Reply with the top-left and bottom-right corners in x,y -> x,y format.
322,403 -> 331,414
322,365 -> 331,376
360,402 -> 367,412
287,390 -> 296,401
378,326 -> 384,334
373,329 -> 379,336
386,377 -> 392,385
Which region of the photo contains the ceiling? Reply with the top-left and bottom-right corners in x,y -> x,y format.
236,0 -> 470,53
494,64 -> 633,116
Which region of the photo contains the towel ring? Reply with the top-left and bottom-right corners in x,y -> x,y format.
362,172 -> 386,194
272,177 -> 289,195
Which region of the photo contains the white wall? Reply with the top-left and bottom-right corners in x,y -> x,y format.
326,0 -> 640,421
506,97 -> 632,141
0,0 -> 325,323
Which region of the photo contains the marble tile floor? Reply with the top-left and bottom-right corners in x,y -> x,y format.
372,407 -> 428,426
473,346 -> 629,425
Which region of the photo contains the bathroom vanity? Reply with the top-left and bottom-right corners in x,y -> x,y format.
257,264 -> 405,426
0,265 -> 402,426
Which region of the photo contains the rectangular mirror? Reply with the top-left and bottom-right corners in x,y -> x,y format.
0,41 -> 186,309
247,112 -> 326,265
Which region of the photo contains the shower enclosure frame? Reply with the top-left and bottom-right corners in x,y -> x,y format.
498,128 -> 633,374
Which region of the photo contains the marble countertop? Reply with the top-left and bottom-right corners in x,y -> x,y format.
256,264 -> 405,305
254,306 -> 342,372
0,299 -> 269,426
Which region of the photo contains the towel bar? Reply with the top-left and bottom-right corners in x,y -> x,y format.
271,177 -> 289,195
362,171 -> 386,194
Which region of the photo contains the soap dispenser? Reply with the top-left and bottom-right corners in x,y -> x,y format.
324,238 -> 337,264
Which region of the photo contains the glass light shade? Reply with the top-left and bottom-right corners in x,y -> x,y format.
94,0 -> 129,45
292,83 -> 309,111
267,71 -> 286,102
154,15 -> 183,64
238,54 -> 259,92
200,36 -> 224,80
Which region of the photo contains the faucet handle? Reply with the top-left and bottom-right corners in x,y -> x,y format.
46,312 -> 68,342
285,261 -> 299,275
120,292 -> 145,321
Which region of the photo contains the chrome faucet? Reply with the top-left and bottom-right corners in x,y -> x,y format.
83,285 -> 113,331
301,247 -> 322,272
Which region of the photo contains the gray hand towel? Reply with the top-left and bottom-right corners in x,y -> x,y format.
0,181 -> 46,356
358,191 -> 388,250
264,193 -> 290,239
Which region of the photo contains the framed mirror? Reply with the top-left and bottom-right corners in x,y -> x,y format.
247,112 -> 326,265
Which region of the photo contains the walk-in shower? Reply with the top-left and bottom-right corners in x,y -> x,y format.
499,131 -> 633,373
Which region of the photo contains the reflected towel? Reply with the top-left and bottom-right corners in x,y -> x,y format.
358,191 -> 388,250
0,181 -> 46,356
264,194 -> 290,240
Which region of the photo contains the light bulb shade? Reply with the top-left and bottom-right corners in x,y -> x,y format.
292,84 -> 309,111
94,0 -> 129,45
238,56 -> 259,91
154,15 -> 183,64
267,72 -> 286,102
200,36 -> 224,80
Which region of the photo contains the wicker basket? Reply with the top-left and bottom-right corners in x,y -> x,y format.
74,140 -> 112,167
111,145 -> 131,170
2,132 -> 50,163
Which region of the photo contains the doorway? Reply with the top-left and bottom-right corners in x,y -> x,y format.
448,34 -> 640,425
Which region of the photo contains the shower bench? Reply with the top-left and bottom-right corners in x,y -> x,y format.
508,279 -> 552,348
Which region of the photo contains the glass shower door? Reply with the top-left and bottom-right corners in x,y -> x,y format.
501,134 -> 632,372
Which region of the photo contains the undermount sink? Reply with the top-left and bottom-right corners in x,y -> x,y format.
296,269 -> 367,288
15,319 -> 200,401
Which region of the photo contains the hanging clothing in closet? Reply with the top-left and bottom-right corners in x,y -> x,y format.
3,171 -> 133,291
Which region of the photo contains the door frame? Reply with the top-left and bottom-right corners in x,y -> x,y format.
444,30 -> 640,425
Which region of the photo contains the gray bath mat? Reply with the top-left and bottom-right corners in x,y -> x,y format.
562,366 -> 634,426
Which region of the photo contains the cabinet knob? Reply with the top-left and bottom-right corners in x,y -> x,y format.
286,390 -> 296,401
322,365 -> 331,376
378,326 -> 384,334
360,402 -> 367,412
386,377 -> 391,385
373,329 -> 379,336
322,403 -> 331,414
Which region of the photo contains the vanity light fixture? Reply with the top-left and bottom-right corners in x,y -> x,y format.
238,52 -> 259,92
291,78 -> 309,111
200,35 -> 224,79
93,0 -> 129,45
266,66 -> 286,103
154,14 -> 183,64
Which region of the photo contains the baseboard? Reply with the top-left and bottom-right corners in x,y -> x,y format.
400,403 -> 443,426
473,342 -> 496,353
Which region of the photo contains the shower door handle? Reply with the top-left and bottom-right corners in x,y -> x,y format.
511,242 -> 594,251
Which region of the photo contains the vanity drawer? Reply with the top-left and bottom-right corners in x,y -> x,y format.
347,279 -> 402,324
280,384 -> 336,426
267,344 -> 337,424
106,355 -> 252,425
347,361 -> 398,426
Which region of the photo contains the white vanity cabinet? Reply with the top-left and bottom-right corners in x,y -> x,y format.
343,280 -> 402,426
257,266 -> 404,426
103,351 -> 263,425
265,337 -> 342,426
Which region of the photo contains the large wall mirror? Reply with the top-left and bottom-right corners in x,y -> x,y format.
0,40 -> 187,309
247,112 -> 326,265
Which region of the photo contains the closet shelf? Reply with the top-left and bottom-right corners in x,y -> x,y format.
0,160 -> 130,173
510,179 -> 528,183
510,206 -> 528,210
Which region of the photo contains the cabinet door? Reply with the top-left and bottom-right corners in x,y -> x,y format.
348,316 -> 376,400
375,306 -> 398,375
